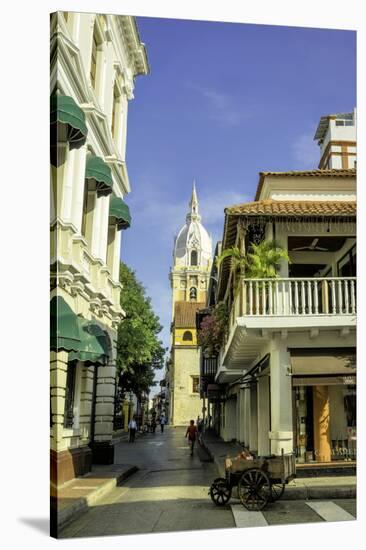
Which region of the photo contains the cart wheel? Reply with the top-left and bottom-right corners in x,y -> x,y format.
270,482 -> 285,502
238,468 -> 271,511
210,477 -> 232,506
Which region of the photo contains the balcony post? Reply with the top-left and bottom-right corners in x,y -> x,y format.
321,279 -> 329,314
269,337 -> 293,455
257,375 -> 270,456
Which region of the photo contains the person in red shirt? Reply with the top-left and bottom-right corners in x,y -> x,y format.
185,419 -> 198,456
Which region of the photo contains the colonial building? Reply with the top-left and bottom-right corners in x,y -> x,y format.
50,12 -> 149,487
168,185 -> 213,425
314,110 -> 356,170
200,112 -> 356,465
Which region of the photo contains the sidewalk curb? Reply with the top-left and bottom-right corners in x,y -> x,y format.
284,485 -> 356,500
56,465 -> 138,531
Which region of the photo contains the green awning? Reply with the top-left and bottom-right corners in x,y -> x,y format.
50,296 -> 81,352
50,95 -> 88,150
85,155 -> 113,195
109,196 -> 131,230
69,318 -> 109,365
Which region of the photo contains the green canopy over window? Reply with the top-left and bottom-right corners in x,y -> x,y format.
50,95 -> 88,149
85,155 -> 113,195
109,196 -> 131,230
50,296 -> 81,352
69,318 -> 110,365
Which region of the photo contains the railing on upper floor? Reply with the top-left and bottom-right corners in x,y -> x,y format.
228,277 -> 356,329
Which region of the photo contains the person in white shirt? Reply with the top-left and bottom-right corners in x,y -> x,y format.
160,414 -> 166,433
128,416 -> 137,442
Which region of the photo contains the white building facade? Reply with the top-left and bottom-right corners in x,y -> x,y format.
208,114 -> 356,465
50,12 -> 148,486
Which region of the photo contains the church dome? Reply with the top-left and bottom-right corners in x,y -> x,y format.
173,183 -> 212,269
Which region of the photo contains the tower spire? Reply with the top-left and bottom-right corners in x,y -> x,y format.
186,180 -> 201,222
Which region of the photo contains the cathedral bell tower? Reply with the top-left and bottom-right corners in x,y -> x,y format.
170,182 -> 212,312
168,183 -> 212,426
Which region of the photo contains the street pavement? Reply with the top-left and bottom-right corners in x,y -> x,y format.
58,427 -> 356,539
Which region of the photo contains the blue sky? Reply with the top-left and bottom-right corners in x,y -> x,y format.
121,17 -> 356,381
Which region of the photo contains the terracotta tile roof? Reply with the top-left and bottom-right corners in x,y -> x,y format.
226,199 -> 356,217
255,169 -> 356,200
174,301 -> 205,328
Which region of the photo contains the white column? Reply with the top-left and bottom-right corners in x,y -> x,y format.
112,229 -> 122,281
71,145 -> 86,233
269,337 -> 293,455
61,146 -> 76,222
236,394 -> 240,441
71,145 -> 87,233
78,14 -> 95,76
119,95 -> 128,161
50,166 -> 56,223
50,350 -> 69,450
90,195 -> 103,259
249,384 -> 258,452
257,376 -> 270,455
98,195 -> 110,262
104,45 -> 115,127
79,365 -> 95,442
239,388 -> 245,444
275,225 -> 289,278
94,361 -> 117,442
244,389 -> 251,447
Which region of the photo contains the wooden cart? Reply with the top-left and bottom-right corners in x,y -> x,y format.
209,449 -> 296,511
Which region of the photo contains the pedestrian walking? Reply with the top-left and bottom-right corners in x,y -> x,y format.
128,416 -> 137,442
185,419 -> 198,456
160,414 -> 166,433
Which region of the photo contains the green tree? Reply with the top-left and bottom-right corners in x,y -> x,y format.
217,240 -> 290,279
117,263 -> 166,398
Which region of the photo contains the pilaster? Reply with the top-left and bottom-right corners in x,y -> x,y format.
50,350 -> 69,449
257,375 -> 270,455
269,337 -> 293,455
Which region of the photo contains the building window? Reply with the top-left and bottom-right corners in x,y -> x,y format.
64,362 -> 77,428
189,287 -> 197,301
190,250 -> 198,266
183,331 -> 193,342
192,376 -> 199,394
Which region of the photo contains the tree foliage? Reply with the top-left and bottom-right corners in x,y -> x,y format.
117,263 -> 166,397
217,240 -> 290,279
198,303 -> 229,355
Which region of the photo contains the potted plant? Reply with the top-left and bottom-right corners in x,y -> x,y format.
217,240 -> 290,314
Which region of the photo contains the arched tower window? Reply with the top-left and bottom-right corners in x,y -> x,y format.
182,331 -> 193,342
190,250 -> 198,266
189,287 -> 197,301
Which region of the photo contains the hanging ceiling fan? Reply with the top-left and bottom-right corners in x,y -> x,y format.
292,238 -> 328,251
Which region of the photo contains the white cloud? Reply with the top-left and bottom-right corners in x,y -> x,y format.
292,131 -> 320,169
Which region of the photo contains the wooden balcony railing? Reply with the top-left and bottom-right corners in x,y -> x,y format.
230,277 -> 356,324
